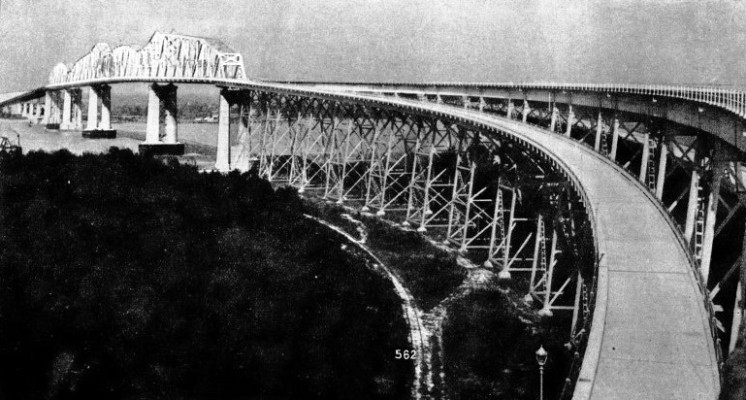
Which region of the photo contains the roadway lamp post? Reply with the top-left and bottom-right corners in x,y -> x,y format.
536,345 -> 548,400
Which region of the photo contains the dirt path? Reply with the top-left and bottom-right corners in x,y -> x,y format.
305,214 -> 429,400
309,212 -> 515,400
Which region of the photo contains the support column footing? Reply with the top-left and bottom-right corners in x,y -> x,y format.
82,129 -> 117,139
139,142 -> 185,156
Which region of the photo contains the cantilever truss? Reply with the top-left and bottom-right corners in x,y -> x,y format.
49,31 -> 246,85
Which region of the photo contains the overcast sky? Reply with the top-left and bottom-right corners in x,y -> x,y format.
1,0 -> 745,93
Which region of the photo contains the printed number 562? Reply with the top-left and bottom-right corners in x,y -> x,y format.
395,349 -> 416,360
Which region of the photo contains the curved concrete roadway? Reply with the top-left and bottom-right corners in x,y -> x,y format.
421,102 -> 721,400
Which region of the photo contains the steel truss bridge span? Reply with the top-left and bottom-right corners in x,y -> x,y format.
2,79 -> 722,399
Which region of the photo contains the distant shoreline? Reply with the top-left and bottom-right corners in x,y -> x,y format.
117,128 -> 218,157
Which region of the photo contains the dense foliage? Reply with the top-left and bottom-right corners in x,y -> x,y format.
443,292 -> 573,400
721,323 -> 746,400
307,202 -> 466,311
0,149 -> 411,399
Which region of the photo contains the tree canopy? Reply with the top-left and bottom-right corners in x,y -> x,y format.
0,149 -> 411,399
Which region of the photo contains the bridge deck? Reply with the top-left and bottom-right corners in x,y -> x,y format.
426,104 -> 721,399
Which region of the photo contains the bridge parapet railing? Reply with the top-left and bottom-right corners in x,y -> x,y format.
497,82 -> 746,120
538,82 -> 746,118
291,81 -> 746,123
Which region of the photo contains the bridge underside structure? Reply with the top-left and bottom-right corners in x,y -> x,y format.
281,80 -> 746,359
1,32 -> 743,399
217,87 -> 722,399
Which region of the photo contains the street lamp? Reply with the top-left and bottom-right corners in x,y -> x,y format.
536,345 -> 548,400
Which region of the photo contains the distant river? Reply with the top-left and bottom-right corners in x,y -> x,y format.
116,121 -> 226,155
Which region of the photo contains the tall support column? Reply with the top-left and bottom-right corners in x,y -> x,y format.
655,137 -> 668,200
139,83 -> 183,155
522,100 -> 530,123
565,105 -> 574,137
32,103 -> 41,123
479,97 -> 485,112
162,84 -> 178,144
570,272 -> 584,335
99,85 -> 112,130
735,228 -> 746,354
549,106 -> 558,132
639,132 -> 650,183
60,90 -> 72,130
594,110 -> 603,151
86,87 -> 99,131
72,90 -> 83,130
539,230 -> 559,317
499,190 -> 518,280
215,89 -> 232,172
233,101 -> 252,172
700,163 -> 721,283
610,118 -> 620,161
507,101 -> 514,120
730,280 -> 743,354
53,94 -> 63,125
83,85 -> 116,138
145,84 -> 161,144
42,91 -> 52,125
684,167 -> 701,243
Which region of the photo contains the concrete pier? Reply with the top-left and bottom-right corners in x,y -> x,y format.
59,89 -> 83,131
139,83 -> 184,156
60,90 -> 72,130
83,85 -> 116,138
32,103 -> 41,123
43,91 -> 62,130
86,87 -> 98,131
163,84 -> 178,144
42,92 -> 52,125
100,85 -> 111,131
215,89 -> 232,171
72,90 -> 83,130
